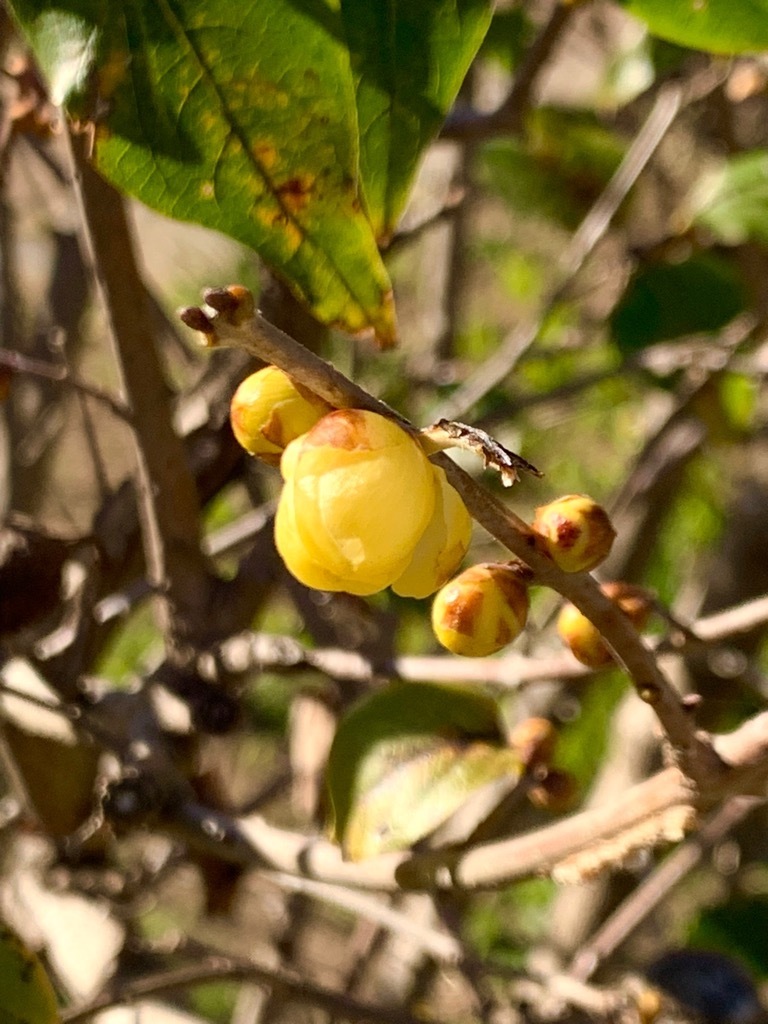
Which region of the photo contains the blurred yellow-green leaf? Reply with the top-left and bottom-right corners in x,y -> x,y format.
621,0 -> 768,53
0,924 -> 60,1024
692,151 -> 768,247
326,681 -> 521,860
342,0 -> 493,243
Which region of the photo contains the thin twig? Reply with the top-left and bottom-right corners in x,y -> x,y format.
161,705 -> 768,894
67,128 -> 213,657
91,504 -> 276,625
0,346 -> 133,421
262,870 -> 464,964
690,594 -> 768,643
441,0 -> 577,142
569,795 -> 762,982
217,628 -> 591,689
217,583 -> 768,696
60,953 -> 427,1024
433,82 -> 685,422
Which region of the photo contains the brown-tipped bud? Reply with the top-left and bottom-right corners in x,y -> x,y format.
229,366 -> 332,463
533,494 -> 616,573
179,305 -> 214,335
509,717 -> 557,770
431,562 -> 530,657
557,581 -> 655,668
528,769 -> 578,813
600,581 -> 654,631
556,603 -> 613,668
203,284 -> 255,324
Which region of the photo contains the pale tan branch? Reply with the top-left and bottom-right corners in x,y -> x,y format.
166,707 -> 768,893
569,795 -> 763,982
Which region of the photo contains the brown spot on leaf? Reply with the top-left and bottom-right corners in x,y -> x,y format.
276,174 -> 315,214
253,141 -> 278,170
255,207 -> 302,253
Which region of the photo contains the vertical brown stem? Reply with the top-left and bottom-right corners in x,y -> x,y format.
68,131 -> 211,658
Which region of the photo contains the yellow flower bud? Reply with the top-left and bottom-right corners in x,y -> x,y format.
556,603 -> 613,668
391,466 -> 472,599
276,410 -> 436,594
533,494 -> 616,573
431,562 -> 530,657
229,365 -> 331,463
556,581 -> 653,668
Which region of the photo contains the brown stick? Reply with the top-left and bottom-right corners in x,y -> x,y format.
68,131 -> 213,658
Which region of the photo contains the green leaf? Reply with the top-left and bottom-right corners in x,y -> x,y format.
718,372 -> 757,434
619,0 -> 768,54
692,150 -> 768,246
326,681 -> 520,860
610,253 -> 747,353
341,0 -> 493,243
688,896 -> 768,977
480,8 -> 535,71
0,923 -> 60,1024
9,0 -> 397,346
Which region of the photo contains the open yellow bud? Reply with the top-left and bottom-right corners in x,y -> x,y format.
431,562 -> 530,657
230,365 -> 332,463
276,410 -> 436,594
392,466 -> 472,599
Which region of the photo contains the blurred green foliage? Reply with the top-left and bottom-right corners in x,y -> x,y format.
611,255 -> 747,353
689,896 -> 768,978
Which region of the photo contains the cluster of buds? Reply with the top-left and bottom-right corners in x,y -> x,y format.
231,370 -> 472,597
229,369 -> 635,663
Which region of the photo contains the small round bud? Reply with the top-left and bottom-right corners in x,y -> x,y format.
509,717 -> 557,769
556,603 -> 613,668
557,581 -> 654,668
431,562 -> 530,657
230,366 -> 332,463
600,581 -> 654,630
276,409 -> 437,595
533,494 -> 616,573
528,769 -> 578,813
391,466 -> 472,599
